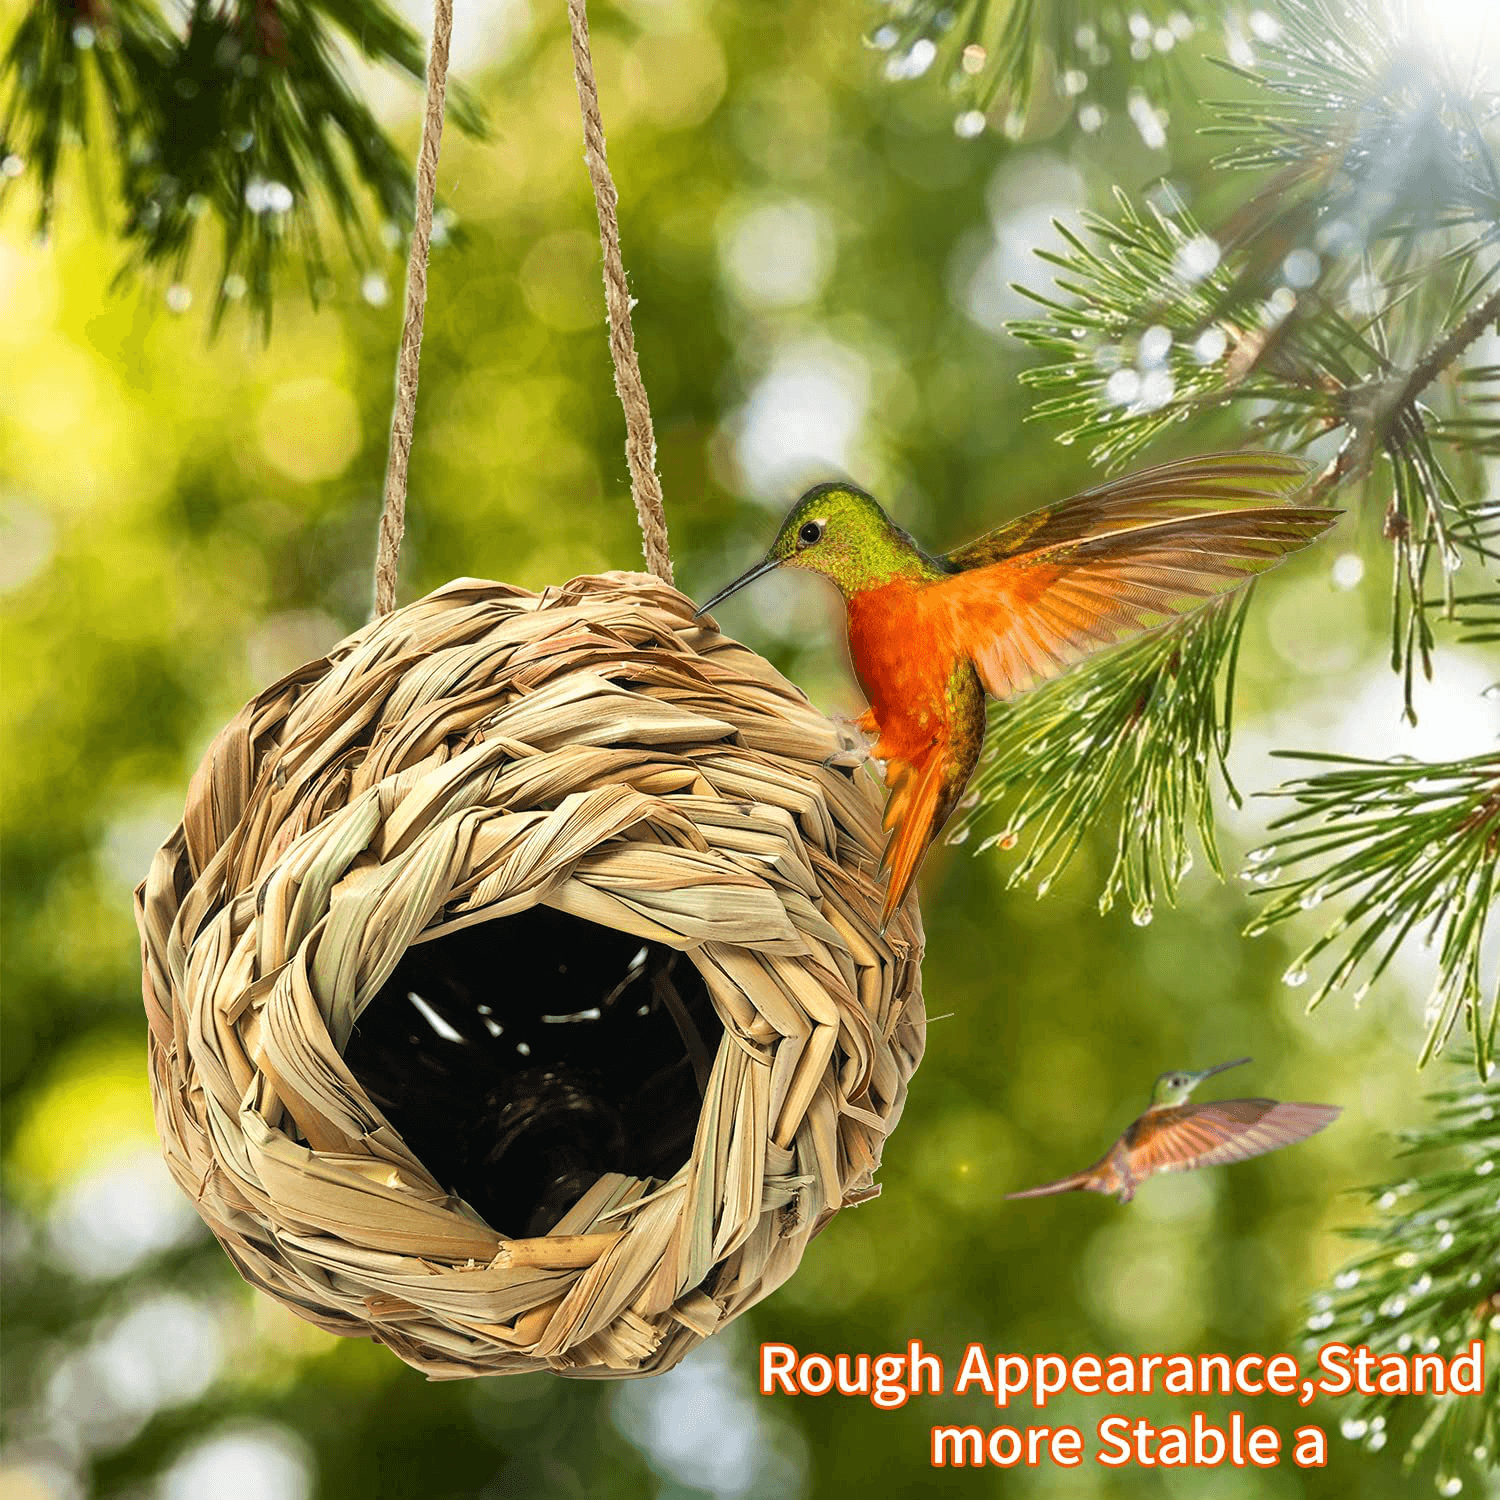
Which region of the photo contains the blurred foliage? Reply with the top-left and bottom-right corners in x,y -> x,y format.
866,0 -> 1252,140
1,0 -> 1496,1498
0,0 -> 487,327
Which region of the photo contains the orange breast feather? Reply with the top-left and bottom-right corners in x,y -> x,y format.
845,581 -> 962,764
847,582 -> 984,923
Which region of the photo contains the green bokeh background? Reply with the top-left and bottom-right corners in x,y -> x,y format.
1,1 -> 1483,1496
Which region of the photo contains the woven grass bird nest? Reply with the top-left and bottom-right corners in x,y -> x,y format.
135,571 -> 926,1378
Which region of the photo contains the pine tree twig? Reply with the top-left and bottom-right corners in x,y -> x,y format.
0,0 -> 486,326
1306,284 -> 1500,502
1306,1064 -> 1500,1485
1247,753 -> 1500,1071
949,594 -> 1252,920
955,0 -> 1500,947
1011,209 -> 1496,710
1404,285 -> 1500,414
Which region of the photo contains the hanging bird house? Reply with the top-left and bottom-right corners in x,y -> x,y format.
136,572 -> 925,1377
135,0 -> 926,1379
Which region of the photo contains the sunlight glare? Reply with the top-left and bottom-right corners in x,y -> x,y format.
1417,0 -> 1500,70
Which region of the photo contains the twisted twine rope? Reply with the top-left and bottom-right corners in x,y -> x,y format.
373,0 -> 453,617
372,0 -> 675,613
566,0 -> 673,584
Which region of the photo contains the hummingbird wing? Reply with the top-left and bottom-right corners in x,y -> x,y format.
1127,1098 -> 1341,1178
935,453 -> 1336,700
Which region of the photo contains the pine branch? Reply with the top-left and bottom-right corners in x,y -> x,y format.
921,1 -> 1500,944
0,0 -> 486,327
947,594 -> 1249,922
1305,294 -> 1500,506
1406,289 -> 1500,412
1246,753 -> 1500,1070
866,0 -> 1256,140
1205,1 -> 1500,238
1013,193 -> 1495,717
1306,1064 -> 1500,1486
1448,585 -> 1500,644
1008,6 -> 1500,711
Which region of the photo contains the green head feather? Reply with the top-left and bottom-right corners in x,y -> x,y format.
697,481 -> 947,614
1147,1056 -> 1251,1110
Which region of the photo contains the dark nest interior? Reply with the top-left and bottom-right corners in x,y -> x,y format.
343,907 -> 725,1238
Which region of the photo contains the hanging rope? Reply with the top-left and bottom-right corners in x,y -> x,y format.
372,0 -> 454,617
373,0 -> 674,611
566,0 -> 674,584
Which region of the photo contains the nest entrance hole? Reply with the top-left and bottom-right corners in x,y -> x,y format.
343,907 -> 724,1238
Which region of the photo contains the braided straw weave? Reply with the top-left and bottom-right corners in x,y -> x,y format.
135,571 -> 925,1378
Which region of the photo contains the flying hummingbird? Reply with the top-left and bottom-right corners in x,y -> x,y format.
697,453 -> 1336,924
1006,1057 -> 1340,1204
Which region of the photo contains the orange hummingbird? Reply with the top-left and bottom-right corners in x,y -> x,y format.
697,452 -> 1336,925
1006,1057 -> 1340,1204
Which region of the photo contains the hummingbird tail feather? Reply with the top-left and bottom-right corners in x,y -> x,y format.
878,750 -> 946,926
1005,1171 -> 1095,1199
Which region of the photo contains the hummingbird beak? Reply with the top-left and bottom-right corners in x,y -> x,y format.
695,557 -> 781,618
1196,1056 -> 1252,1083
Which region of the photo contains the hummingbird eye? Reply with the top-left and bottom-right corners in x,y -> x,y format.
797,520 -> 825,548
